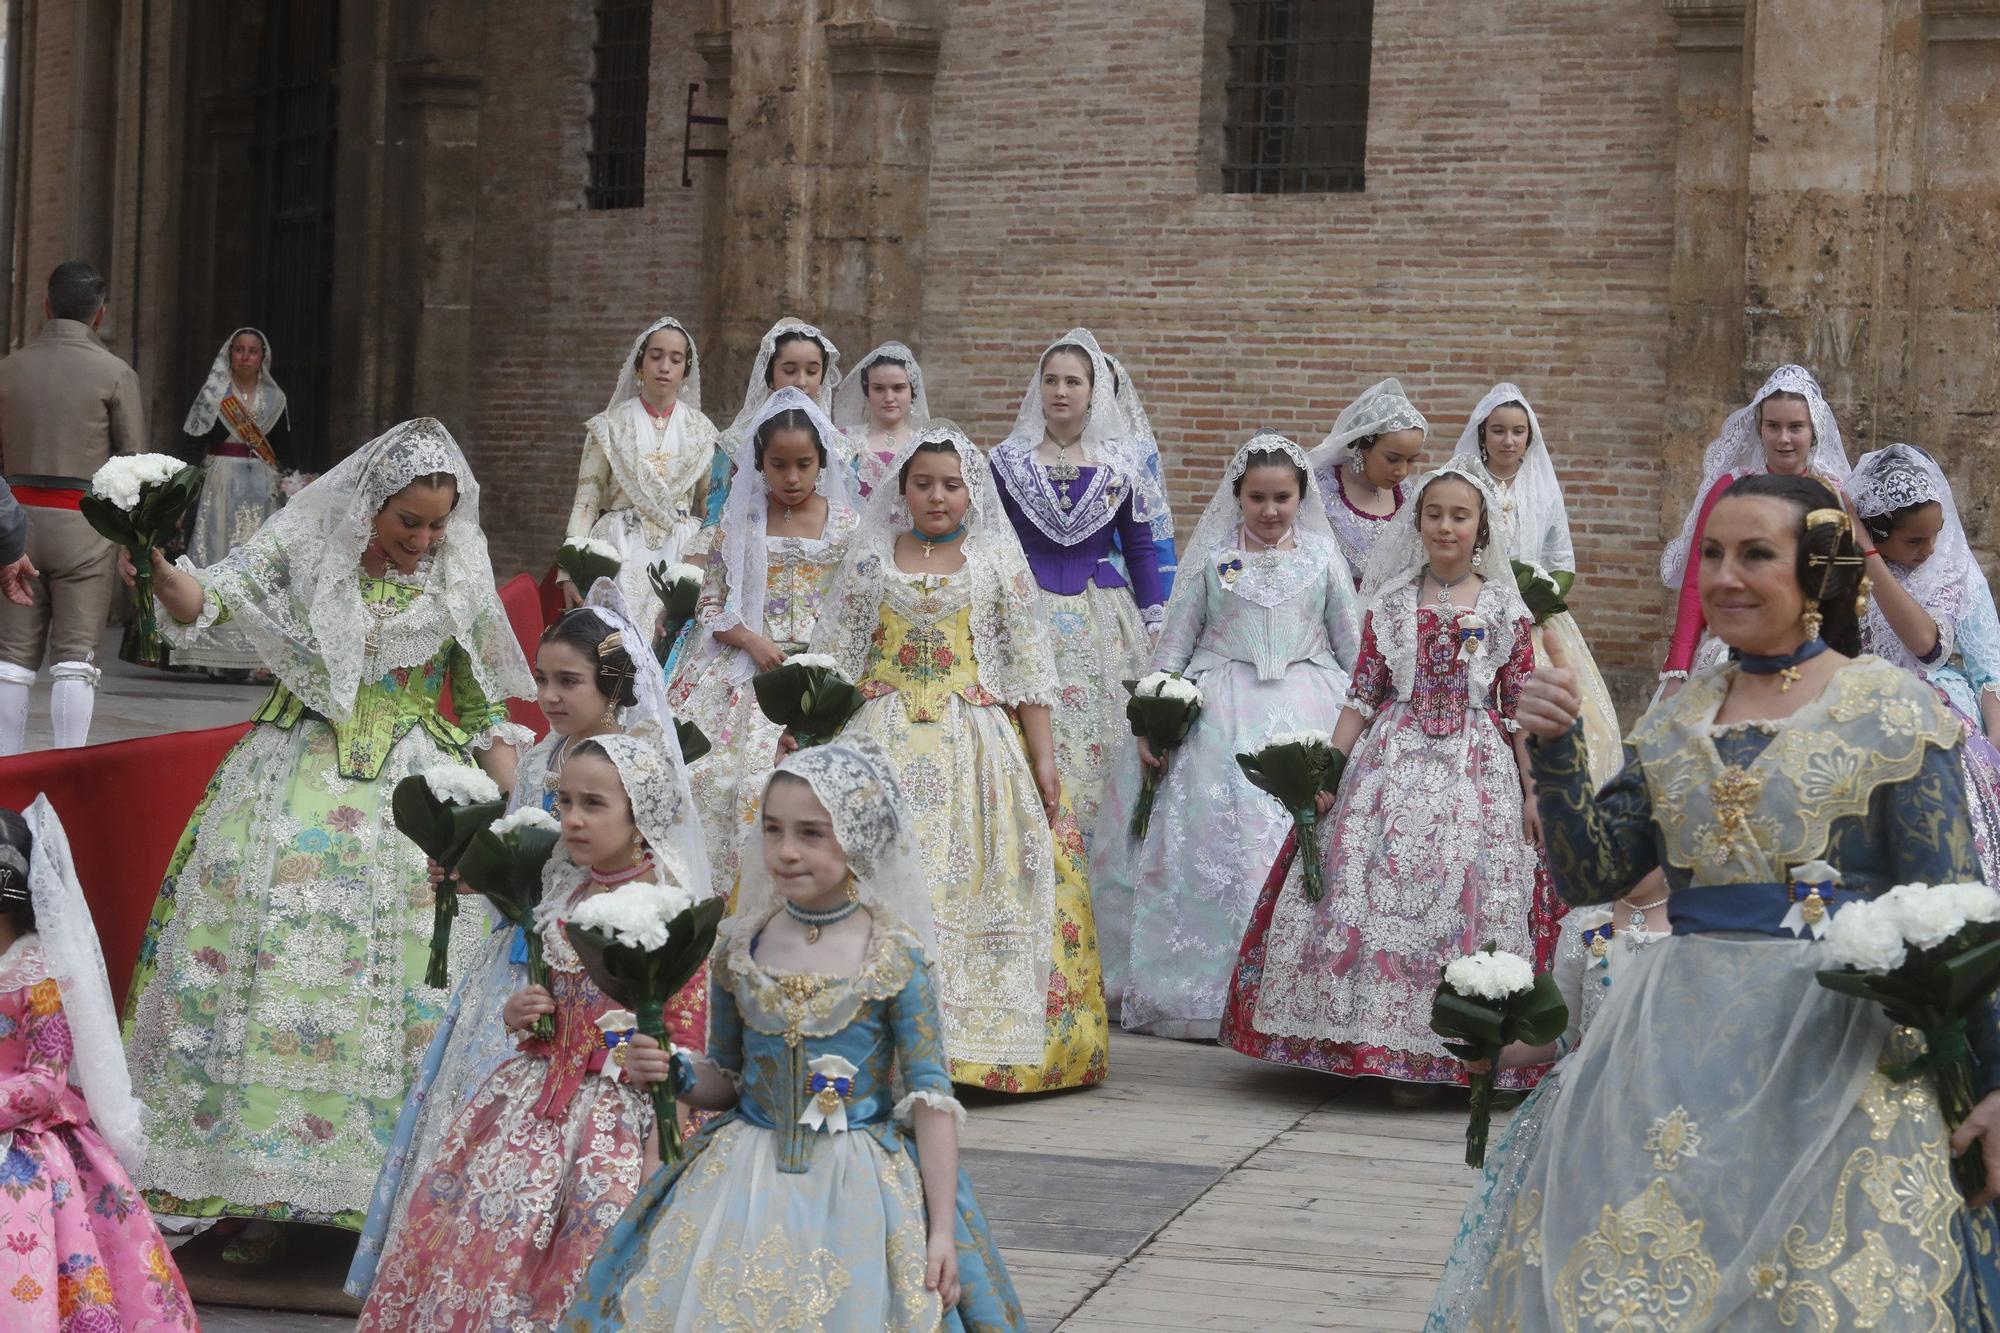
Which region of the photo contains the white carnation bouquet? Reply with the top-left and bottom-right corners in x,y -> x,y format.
1819,880 -> 2000,1197
391,763 -> 506,987
454,804 -> 565,1038
1430,942 -> 1568,1167
647,559 -> 705,657
752,652 -> 865,748
557,537 -> 623,596
1237,729 -> 1346,902
1123,671 -> 1205,840
80,453 -> 204,665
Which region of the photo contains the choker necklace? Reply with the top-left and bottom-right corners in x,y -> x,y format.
1624,892 -> 1670,931
1734,637 -> 1828,693
1425,566 -> 1474,605
911,523 -> 966,559
640,397 -> 672,426
591,856 -> 654,887
785,896 -> 862,944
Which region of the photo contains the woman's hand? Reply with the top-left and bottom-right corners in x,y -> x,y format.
560,580 -> 584,609
1952,1091 -> 2000,1208
1137,737 -> 1165,773
1517,633 -> 1581,741
426,856 -> 465,896
1032,753 -> 1061,826
621,1032 -> 674,1089
502,985 -> 555,1034
1314,790 -> 1336,817
744,634 -> 789,674
1522,797 -> 1544,850
925,1229 -> 962,1310
775,729 -> 799,760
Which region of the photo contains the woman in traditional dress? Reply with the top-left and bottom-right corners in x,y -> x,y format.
1091,433 -> 1360,1039
1223,464 -> 1553,1096
1102,346 -> 1179,594
1452,382 -> 1620,789
989,329 -> 1169,857
119,418 -> 534,1253
347,583 -> 683,1298
0,799 -> 198,1331
668,386 -> 861,890
810,426 -> 1109,1092
561,315 -> 719,630
1454,472 -> 2000,1328
356,730 -> 709,1331
1307,377 -> 1429,588
705,316 -> 846,524
832,340 -> 930,499
562,739 -> 1026,1331
1658,363 -> 1851,696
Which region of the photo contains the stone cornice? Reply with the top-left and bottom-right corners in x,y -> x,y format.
824,18 -> 942,79
1665,0 -> 1747,51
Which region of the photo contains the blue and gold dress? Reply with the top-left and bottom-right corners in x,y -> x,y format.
563,913 -> 1025,1331
1456,655 -> 2000,1330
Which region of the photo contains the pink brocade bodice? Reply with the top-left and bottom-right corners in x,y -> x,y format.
1347,603 -> 1532,738
0,973 -> 91,1138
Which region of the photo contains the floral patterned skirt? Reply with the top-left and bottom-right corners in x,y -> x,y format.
670,651 -> 783,898
1041,584 -> 1151,863
121,719 -> 489,1225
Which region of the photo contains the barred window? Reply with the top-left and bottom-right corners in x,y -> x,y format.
1220,0 -> 1373,194
586,0 -> 652,210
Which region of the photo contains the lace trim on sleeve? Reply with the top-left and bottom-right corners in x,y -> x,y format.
467,719 -> 535,751
893,1088 -> 967,1128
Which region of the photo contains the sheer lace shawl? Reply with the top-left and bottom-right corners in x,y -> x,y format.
583,397 -> 719,532
1103,350 -> 1178,551
173,417 -> 533,721
1306,376 -> 1430,472
810,425 -> 1060,708
1450,382 -> 1573,573
182,326 -> 287,438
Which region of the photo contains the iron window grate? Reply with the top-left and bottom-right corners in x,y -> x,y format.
1221,0 -> 1372,194
586,0 -> 653,210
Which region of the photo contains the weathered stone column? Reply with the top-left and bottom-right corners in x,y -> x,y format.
390,54 -> 484,431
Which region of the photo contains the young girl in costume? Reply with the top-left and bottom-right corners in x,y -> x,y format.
832,340 -> 930,499
356,729 -> 711,1331
1452,382 -> 1621,788
705,317 -> 848,523
990,328 -> 1170,858
561,315 -> 720,630
561,738 -> 1027,1331
1307,378 -> 1428,587
348,583 -> 685,1297
1224,464 -> 1554,1095
1092,433 -> 1360,1039
668,387 -> 861,890
0,798 -> 197,1331
122,419 -> 534,1252
811,426 -> 1110,1092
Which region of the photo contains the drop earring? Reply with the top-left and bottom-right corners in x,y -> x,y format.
631,830 -> 646,867
1471,545 -> 1484,570
1801,605 -> 1824,641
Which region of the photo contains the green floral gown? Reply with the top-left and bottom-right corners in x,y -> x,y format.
121,575 -> 522,1226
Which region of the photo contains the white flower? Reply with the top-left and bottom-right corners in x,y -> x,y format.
90,453 -> 189,511
1940,881 -> 2000,926
1443,949 -> 1535,1001
1263,729 -> 1335,751
421,763 -> 502,806
1135,672 -> 1202,704
570,877 -> 700,951
1823,898 -> 1909,973
783,652 -> 847,673
656,562 -> 703,589
561,537 -> 622,561
489,806 -> 560,837
1881,883 -> 1970,951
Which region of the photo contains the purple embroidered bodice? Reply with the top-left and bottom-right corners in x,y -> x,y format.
1316,464 -> 1405,590
991,451 -> 1166,622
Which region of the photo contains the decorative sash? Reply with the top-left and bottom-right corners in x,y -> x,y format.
218,394 -> 279,468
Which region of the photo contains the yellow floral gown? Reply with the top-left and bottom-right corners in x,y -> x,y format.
844,566 -> 1108,1091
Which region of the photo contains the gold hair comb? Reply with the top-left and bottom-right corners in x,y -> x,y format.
597,631 -> 626,660
1805,508 -> 1848,530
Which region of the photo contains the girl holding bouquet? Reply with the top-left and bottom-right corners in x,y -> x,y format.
356,729 -> 712,1331
1224,463 -> 1553,1095
1453,473 -> 2000,1328
706,317 -> 848,523
668,386 -> 861,889
1091,433 -> 1361,1039
810,426 -> 1110,1092
1307,378 -> 1429,587
0,798 -> 198,1330
348,582 -> 677,1297
563,738 -> 1026,1331
561,315 -> 720,628
118,419 -> 535,1250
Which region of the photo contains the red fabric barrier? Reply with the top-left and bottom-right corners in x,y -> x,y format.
498,572 -> 550,739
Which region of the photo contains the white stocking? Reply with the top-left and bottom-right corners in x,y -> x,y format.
0,662 -> 31,756
49,660 -> 101,750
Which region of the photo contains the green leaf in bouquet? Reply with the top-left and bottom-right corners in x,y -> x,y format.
1510,559 -> 1570,625
1508,969 -> 1570,1046
391,776 -> 506,867
675,718 -> 712,765
1941,934 -> 2000,1014
455,826 -> 562,924
1429,990 -> 1509,1050
563,896 -> 728,1014
137,464 -> 205,537
1321,750 -> 1349,798
1550,569 -> 1575,598
647,561 -> 704,622
77,495 -> 141,548
557,543 -> 623,594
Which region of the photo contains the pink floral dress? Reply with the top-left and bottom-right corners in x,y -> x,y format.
0,937 -> 196,1332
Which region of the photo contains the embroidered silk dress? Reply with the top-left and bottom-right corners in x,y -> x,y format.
991,451 -> 1165,857
1455,657 -> 2000,1330
1091,531 -> 1359,1039
0,938 -> 197,1332
560,916 -> 1026,1332
1224,580 -> 1556,1086
566,397 -> 719,633
1318,467 -> 1403,590
121,573 -> 518,1225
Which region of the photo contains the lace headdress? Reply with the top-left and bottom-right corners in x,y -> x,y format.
534,728 -> 712,926
603,315 -> 704,415
172,417 -> 534,721
582,577 -> 678,739
1103,348 -> 1180,555
1308,377 -> 1429,471
991,328 -> 1173,541
1450,382 -> 1568,571
811,423 -> 1059,708
724,736 -> 932,953
1850,443 -> 1976,640
182,326 -> 287,438
1165,431 -> 1355,627
1660,364 -> 1852,588
704,387 -> 860,684
719,317 -> 844,456
830,341 -> 931,436
16,796 -> 150,1173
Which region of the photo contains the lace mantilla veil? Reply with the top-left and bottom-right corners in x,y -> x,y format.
182,326 -> 287,438
602,315 -> 705,416
811,423 -> 1059,708
1102,348 -> 1180,555
724,736 -> 934,955
1660,363 -> 1853,589
1307,377 -> 1430,473
719,317 -> 846,457
1450,382 -> 1568,571
1849,443 -> 1984,652
169,417 -> 533,722
831,340 -> 932,437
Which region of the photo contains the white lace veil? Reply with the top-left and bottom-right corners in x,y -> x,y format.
1308,377 -> 1430,471
603,315 -> 704,415
582,577 -> 678,739
812,423 -> 1059,707
1850,443 -> 1974,633
182,327 -> 287,438
1103,349 -> 1180,551
719,317 -> 844,455
830,341 -> 930,436
20,795 -> 149,1173
174,417 -> 534,721
1165,431 -> 1351,626
705,387 -> 860,683
992,328 -> 1173,537
723,736 -> 932,954
1660,364 -> 1852,588
1450,382 -> 1565,569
